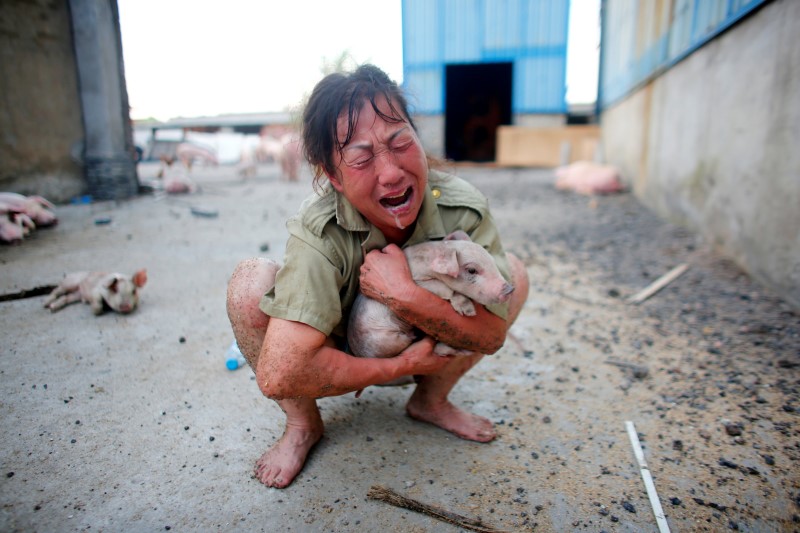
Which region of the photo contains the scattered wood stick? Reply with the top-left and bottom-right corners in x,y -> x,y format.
0,285 -> 57,303
604,358 -> 649,379
367,485 -> 508,533
505,331 -> 528,354
626,263 -> 689,305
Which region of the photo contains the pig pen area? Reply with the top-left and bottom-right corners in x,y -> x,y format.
1,161 -> 798,533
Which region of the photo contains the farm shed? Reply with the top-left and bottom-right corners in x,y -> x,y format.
401,0 -> 571,162
0,0 -> 137,202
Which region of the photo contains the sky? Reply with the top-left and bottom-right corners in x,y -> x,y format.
118,0 -> 599,121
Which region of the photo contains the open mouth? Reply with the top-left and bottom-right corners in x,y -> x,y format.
380,187 -> 412,209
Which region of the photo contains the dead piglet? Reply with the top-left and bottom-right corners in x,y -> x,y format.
0,192 -> 58,227
0,209 -> 35,244
347,231 -> 514,359
554,161 -> 624,195
44,270 -> 147,315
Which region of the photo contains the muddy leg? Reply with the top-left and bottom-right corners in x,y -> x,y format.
253,398 -> 324,488
226,257 -> 280,369
226,258 -> 324,488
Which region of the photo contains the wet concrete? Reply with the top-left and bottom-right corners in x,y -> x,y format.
1,161 -> 797,532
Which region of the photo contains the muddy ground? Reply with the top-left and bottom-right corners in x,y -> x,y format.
0,161 -> 797,532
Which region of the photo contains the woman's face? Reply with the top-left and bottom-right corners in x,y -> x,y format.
326,96 -> 428,244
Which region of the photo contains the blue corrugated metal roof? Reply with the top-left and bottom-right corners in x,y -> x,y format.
402,0 -> 570,114
598,0 -> 769,109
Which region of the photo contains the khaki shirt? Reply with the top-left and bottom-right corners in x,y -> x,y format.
260,169 -> 511,341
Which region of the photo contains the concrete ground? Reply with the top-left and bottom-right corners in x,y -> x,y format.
1,161 -> 798,532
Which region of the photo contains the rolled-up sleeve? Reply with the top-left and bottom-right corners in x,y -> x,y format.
259,234 -> 344,336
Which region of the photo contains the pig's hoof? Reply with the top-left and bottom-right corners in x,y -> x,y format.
376,376 -> 415,387
433,343 -> 475,356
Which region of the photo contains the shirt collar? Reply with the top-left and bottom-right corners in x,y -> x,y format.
331,182 -> 448,252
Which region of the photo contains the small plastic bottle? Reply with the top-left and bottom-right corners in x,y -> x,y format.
225,340 -> 247,370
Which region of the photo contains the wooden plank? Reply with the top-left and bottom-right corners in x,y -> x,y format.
496,125 -> 601,167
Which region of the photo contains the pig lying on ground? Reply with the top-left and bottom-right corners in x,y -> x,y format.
0,192 -> 58,227
0,192 -> 58,244
347,231 -> 514,360
163,168 -> 197,194
554,161 -> 625,195
0,209 -> 35,244
44,270 -> 147,315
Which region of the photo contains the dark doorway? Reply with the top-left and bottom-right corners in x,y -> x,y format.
445,62 -> 513,162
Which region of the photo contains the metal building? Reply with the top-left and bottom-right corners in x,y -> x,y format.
402,0 -> 571,161
597,0 -> 800,307
598,0 -> 768,110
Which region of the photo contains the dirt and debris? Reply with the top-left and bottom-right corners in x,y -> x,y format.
0,162 -> 797,532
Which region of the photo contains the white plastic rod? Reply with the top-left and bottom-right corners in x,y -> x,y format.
625,421 -> 671,533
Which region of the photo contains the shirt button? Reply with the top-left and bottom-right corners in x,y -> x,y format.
432,188 -> 441,199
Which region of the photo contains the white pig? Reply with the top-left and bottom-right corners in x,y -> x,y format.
278,133 -> 302,182
347,231 -> 514,359
175,142 -> 218,169
0,192 -> 57,226
44,270 -> 147,315
0,211 -> 35,243
554,161 -> 624,195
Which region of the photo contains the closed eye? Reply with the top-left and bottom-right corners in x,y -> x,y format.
351,158 -> 372,168
391,139 -> 413,152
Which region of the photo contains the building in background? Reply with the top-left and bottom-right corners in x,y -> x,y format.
401,0 -> 571,161
598,0 -> 799,307
0,0 -> 138,202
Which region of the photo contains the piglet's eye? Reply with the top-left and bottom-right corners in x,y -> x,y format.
466,267 -> 478,276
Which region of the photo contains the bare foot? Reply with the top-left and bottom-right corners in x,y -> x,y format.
406,397 -> 496,442
253,424 -> 323,488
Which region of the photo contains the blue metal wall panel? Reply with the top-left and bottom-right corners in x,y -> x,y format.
402,0 -> 570,115
405,68 -> 443,114
442,0 -> 482,62
599,0 -> 769,109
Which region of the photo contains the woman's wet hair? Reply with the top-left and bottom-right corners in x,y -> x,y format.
302,64 -> 416,190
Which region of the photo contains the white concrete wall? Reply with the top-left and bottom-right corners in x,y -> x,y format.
412,115 -> 445,158
601,0 -> 800,308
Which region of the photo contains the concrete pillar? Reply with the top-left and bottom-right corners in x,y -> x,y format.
69,0 -> 138,200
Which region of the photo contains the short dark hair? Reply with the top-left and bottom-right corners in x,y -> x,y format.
302,64 -> 416,189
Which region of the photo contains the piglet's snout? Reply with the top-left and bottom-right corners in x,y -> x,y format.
500,283 -> 514,302
495,282 -> 515,303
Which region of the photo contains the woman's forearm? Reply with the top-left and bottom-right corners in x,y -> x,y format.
256,319 -> 442,400
388,284 -> 507,354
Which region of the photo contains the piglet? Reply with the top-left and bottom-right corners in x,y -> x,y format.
0,192 -> 58,226
0,210 -> 35,244
554,161 -> 624,195
278,133 -> 302,182
347,231 -> 514,359
44,270 -> 147,315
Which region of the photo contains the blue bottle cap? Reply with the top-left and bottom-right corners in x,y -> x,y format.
225,358 -> 239,370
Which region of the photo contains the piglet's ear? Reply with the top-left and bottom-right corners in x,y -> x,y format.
107,277 -> 120,294
444,230 -> 471,242
431,248 -> 460,278
133,269 -> 148,288
31,195 -> 56,209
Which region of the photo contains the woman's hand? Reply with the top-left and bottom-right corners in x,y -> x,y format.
395,336 -> 452,375
359,244 -> 417,305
